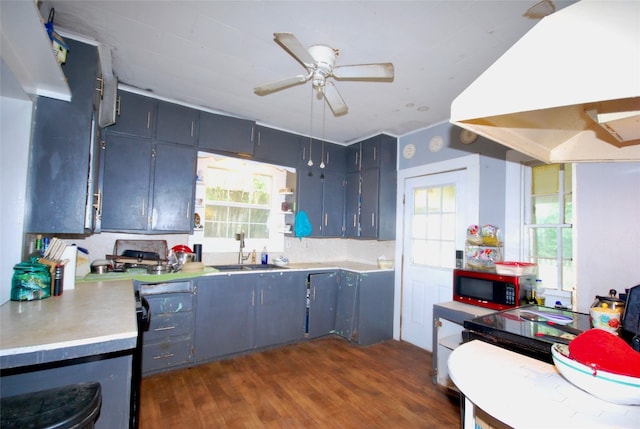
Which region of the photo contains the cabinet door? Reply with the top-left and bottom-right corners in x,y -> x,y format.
308,272 -> 338,339
296,170 -> 324,237
108,91 -> 155,138
155,101 -> 196,146
254,126 -> 301,167
343,172 -> 360,238
360,136 -> 380,170
321,172 -> 345,237
359,168 -> 380,238
151,142 -> 196,232
100,134 -> 151,231
323,142 -> 346,172
356,271 -> 394,345
194,276 -> 255,361
334,271 -> 360,341
255,272 -> 306,348
198,111 -> 255,154
345,143 -> 361,173
25,39 -> 98,234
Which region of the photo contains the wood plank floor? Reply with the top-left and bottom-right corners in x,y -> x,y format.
140,337 -> 461,428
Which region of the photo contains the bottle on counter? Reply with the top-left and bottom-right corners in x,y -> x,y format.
261,246 -> 268,264
251,250 -> 257,264
535,279 -> 545,305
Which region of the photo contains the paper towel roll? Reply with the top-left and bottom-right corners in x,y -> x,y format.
61,245 -> 77,290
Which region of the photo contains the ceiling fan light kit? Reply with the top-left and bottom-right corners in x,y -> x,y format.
254,32 -> 394,117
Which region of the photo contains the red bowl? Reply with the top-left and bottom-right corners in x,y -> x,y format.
172,244 -> 193,253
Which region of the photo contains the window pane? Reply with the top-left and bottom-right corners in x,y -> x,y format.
442,185 -> 456,212
205,204 -> 226,221
414,189 -> 427,214
532,195 -> 558,224
561,261 -> 574,292
530,227 -> 557,258
251,224 -> 269,238
427,187 -> 442,213
564,194 -> 573,224
412,239 -> 428,265
412,214 -> 427,238
561,229 -> 573,260
442,213 -> 456,241
426,214 -> 441,239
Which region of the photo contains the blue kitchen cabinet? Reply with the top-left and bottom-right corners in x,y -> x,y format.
198,111 -> 255,155
99,134 -> 151,231
323,142 -> 346,172
194,275 -> 256,361
25,38 -> 100,233
195,271 -> 306,362
99,133 -> 196,232
307,272 -> 339,339
107,90 -> 155,138
254,125 -> 301,167
335,270 -> 394,345
142,291 -> 194,374
297,170 -> 345,237
155,101 -> 197,146
255,271 -> 307,348
151,142 -> 196,231
344,134 -> 397,240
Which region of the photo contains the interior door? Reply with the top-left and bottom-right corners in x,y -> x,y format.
401,169 -> 466,351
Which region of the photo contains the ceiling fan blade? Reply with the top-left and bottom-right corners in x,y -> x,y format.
333,63 -> 394,81
254,74 -> 310,96
323,81 -> 348,116
274,33 -> 316,68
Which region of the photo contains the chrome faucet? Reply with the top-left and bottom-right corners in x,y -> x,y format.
236,232 -> 250,264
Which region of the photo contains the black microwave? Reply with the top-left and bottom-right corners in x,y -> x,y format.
453,269 -> 535,310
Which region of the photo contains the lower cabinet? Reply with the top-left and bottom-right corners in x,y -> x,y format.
195,271 -> 307,362
141,290 -> 194,374
335,270 -> 394,346
307,272 -> 339,339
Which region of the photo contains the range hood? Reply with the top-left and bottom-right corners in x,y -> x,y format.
451,1 -> 640,163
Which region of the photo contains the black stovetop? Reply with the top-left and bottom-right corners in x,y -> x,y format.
463,305 -> 591,363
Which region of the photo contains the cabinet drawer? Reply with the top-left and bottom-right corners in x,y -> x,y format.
142,338 -> 193,373
146,293 -> 193,314
145,311 -> 193,342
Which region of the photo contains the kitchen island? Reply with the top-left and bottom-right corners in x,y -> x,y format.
0,280 -> 138,429
448,340 -> 640,428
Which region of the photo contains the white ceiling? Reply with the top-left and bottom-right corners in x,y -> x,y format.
40,0 -> 576,145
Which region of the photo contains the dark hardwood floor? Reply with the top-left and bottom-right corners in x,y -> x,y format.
140,337 -> 461,428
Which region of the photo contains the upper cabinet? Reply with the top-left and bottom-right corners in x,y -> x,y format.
108,91 -> 155,138
24,38 -> 100,234
198,111 -> 255,155
155,102 -> 196,146
254,126 -> 301,167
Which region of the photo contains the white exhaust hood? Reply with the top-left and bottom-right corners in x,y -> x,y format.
451,1 -> 640,163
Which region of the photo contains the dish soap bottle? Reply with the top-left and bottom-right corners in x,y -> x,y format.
261,246 -> 268,265
251,250 -> 257,264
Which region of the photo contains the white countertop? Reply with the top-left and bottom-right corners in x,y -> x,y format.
448,340 -> 640,428
0,280 -> 137,368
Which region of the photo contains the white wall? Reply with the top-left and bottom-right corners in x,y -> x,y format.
574,162 -> 640,312
0,95 -> 33,304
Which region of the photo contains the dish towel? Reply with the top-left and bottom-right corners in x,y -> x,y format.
294,210 -> 312,240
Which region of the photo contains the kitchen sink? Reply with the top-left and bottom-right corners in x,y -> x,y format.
209,264 -> 288,271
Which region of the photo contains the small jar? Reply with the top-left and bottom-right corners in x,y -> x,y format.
11,258 -> 51,301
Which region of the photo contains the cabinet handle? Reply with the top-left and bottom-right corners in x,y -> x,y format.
373,146 -> 377,162
251,126 -> 255,142
141,198 -> 146,216
190,121 -> 194,137
260,289 -> 264,305
313,286 -> 316,300
186,201 -> 190,219
251,290 -> 255,307
324,213 -> 328,226
95,76 -> 104,99
116,96 -> 121,116
326,151 -> 330,166
153,353 -> 175,360
146,112 -> 151,129
257,131 -> 261,147
371,212 -> 375,226
154,326 -> 176,331
302,146 -> 306,161
353,214 -> 357,227
355,151 -> 359,167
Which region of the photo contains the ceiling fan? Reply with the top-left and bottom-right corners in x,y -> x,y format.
254,33 -> 394,116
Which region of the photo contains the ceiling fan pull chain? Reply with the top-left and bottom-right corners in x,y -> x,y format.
320,101 -> 326,169
307,86 -> 314,167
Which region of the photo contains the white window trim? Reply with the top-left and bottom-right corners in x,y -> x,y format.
504,150 -> 573,308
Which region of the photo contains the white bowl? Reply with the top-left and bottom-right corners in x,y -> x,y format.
551,343 -> 640,405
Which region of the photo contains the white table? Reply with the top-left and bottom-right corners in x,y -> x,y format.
448,340 -> 640,429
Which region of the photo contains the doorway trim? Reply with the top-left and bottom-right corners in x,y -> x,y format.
393,154 -> 481,340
